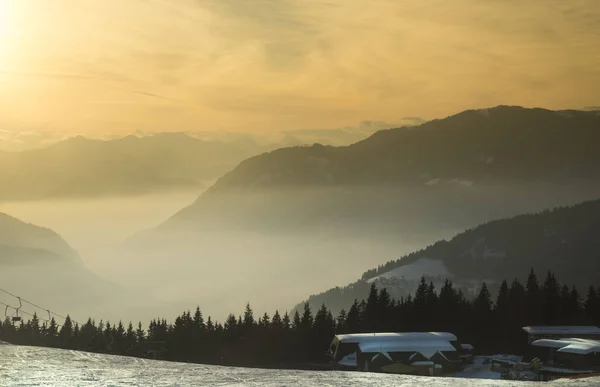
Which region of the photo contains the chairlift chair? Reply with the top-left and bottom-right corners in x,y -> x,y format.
11,297 -> 22,323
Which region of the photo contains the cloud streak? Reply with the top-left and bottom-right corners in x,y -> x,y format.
1,0 -> 599,133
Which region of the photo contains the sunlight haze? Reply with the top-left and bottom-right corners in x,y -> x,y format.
0,0 -> 599,133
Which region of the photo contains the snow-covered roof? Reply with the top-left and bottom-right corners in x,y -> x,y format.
461,344 -> 474,350
335,332 -> 457,344
532,339 -> 581,349
532,338 -> 600,355
523,326 -> 600,335
558,341 -> 600,355
411,361 -> 435,366
359,339 -> 457,359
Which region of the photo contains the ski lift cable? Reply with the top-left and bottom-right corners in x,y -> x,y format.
0,288 -> 59,315
1,300 -> 57,325
0,300 -> 34,318
0,288 -> 76,324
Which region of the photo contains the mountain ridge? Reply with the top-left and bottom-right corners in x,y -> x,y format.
203,105 -> 600,192
159,105 -> 600,231
0,132 -> 270,200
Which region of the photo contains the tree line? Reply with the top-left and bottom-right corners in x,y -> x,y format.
1,268 -> 600,368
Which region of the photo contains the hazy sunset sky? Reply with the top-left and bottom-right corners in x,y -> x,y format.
0,0 -> 599,133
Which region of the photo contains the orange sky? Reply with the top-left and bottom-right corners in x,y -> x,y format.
0,0 -> 599,133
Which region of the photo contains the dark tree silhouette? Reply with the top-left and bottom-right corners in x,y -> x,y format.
1,268 -> 598,371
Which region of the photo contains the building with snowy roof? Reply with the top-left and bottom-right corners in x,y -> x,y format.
522,326 -> 600,344
526,337 -> 600,378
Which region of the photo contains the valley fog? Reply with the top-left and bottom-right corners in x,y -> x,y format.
0,190 -> 445,324
0,190 -> 202,256
3,175 -> 600,326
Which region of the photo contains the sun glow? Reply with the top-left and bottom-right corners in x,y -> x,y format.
0,0 -> 18,69
0,0 -> 12,36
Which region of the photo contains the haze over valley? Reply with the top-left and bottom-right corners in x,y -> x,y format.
1,3 -> 600,377
3,106 -> 600,325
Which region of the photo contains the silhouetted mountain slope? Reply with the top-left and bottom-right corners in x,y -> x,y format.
0,213 -> 80,264
161,106 -> 600,232
0,133 -> 268,200
0,213 -> 120,320
207,106 -> 600,191
297,198 -> 600,315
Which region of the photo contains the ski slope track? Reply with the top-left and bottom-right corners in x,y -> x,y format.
1,346 -> 600,386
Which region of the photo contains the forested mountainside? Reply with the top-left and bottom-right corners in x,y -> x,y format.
296,198 -> 600,315
0,133 -> 268,200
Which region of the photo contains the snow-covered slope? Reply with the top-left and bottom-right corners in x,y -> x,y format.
367,258 -> 450,283
364,257 -> 492,300
1,346 -> 599,386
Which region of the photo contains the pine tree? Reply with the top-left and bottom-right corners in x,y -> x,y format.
312,304 -> 335,359
73,323 -> 80,342
558,285 -> 572,324
206,317 -> 215,332
243,303 -> 255,329
193,307 -> 205,330
224,314 -> 237,336
526,268 -> 543,324
345,300 -> 361,333
495,280 -> 510,316
292,311 -> 301,331
363,283 -> 379,332
569,286 -> 582,324
300,303 -> 313,331
474,282 -> 493,312
260,313 -> 270,327
426,282 -> 438,308
116,321 -> 126,343
542,271 -> 561,324
282,312 -> 291,330
494,280 -> 510,351
271,310 -> 283,329
125,322 -> 136,355
58,315 -> 74,348
136,322 -> 145,343
30,312 -> 40,339
507,279 -> 527,326
378,288 -> 392,331
585,286 -> 600,325
472,282 -> 493,350
77,318 -> 95,352
335,309 -> 347,333
414,276 -> 429,310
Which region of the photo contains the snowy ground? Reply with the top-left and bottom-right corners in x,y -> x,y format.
1,345 -> 600,386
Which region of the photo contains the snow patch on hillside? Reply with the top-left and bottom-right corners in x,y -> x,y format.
367,258 -> 451,284
462,239 -> 506,260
